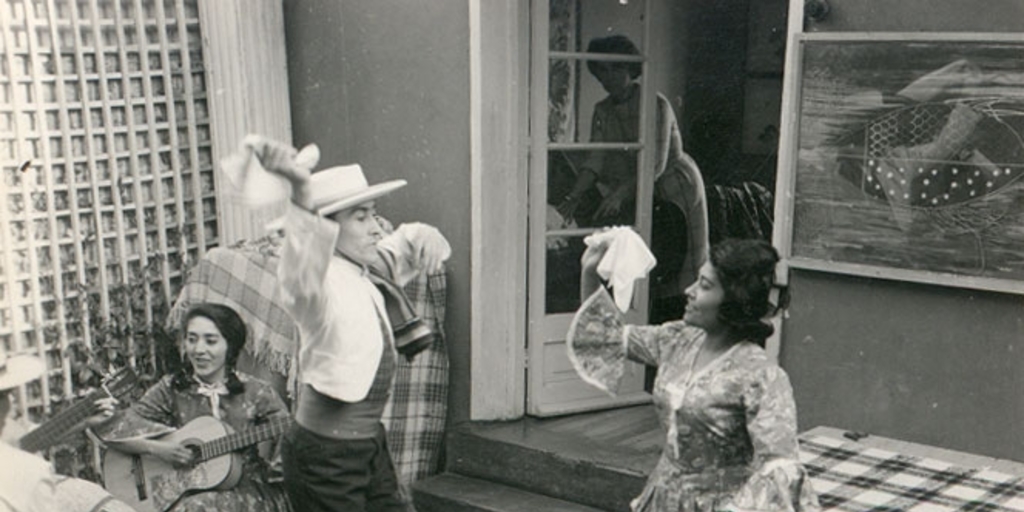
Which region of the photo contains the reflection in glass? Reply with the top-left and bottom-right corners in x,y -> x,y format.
548,149 -> 638,228
548,57 -> 642,144
545,234 -> 586,314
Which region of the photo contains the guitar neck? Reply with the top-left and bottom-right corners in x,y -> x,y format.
199,416 -> 292,461
19,389 -> 103,453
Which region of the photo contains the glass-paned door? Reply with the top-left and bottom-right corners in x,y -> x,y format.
527,0 -> 654,416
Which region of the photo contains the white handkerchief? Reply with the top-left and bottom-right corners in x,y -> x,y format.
220,135 -> 293,207
584,227 -> 656,312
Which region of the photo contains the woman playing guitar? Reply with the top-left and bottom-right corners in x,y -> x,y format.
92,303 -> 292,512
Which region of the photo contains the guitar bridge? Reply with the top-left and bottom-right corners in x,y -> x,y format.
131,454 -> 148,500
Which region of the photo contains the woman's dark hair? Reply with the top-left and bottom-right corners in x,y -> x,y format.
172,303 -> 247,394
586,35 -> 642,80
708,238 -> 788,348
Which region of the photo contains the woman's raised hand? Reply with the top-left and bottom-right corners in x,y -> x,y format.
580,238 -> 610,271
579,237 -> 611,299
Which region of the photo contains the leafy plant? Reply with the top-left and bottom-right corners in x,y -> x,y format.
50,250 -> 192,479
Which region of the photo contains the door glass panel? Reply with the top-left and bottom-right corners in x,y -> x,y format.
548,58 -> 643,144
547,149 -> 639,229
530,0 -> 653,416
549,0 -> 646,53
545,234 -> 586,314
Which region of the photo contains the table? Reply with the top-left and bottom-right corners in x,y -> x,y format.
800,426 -> 1024,511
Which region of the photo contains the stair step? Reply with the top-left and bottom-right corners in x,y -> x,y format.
413,473 -> 606,512
446,422 -> 655,511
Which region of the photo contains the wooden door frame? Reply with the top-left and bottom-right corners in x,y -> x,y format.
468,0 -> 530,420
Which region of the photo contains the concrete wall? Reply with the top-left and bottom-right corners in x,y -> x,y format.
779,0 -> 1024,461
282,0 -> 472,424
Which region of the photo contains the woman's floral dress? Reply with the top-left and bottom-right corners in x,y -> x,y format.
100,372 -> 292,512
569,289 -> 820,512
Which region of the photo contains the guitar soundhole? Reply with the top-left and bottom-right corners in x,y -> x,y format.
184,442 -> 202,466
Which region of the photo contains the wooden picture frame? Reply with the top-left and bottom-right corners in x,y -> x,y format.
775,33 -> 1024,294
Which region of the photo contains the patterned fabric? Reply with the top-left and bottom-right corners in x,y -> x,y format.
800,435 -> 1024,512
99,372 -> 291,512
165,233 -> 449,494
706,181 -> 775,245
569,288 -> 819,512
382,270 -> 449,494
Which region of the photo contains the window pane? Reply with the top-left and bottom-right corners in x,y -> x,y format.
549,57 -> 642,144
549,0 -> 646,53
545,234 -> 586,314
547,149 -> 638,229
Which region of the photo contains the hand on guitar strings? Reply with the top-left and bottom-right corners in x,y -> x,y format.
147,439 -> 197,468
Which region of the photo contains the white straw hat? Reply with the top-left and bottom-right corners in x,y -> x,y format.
0,353 -> 45,391
310,164 -> 407,217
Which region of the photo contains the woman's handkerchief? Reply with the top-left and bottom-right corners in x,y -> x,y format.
584,227 -> 656,312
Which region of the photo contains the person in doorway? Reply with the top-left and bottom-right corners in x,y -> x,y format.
91,302 -> 293,512
568,237 -> 820,512
556,34 -> 643,227
0,353 -> 134,512
254,137 -> 450,512
551,34 -> 708,325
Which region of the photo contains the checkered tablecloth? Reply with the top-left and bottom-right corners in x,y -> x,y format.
800,435 -> 1024,512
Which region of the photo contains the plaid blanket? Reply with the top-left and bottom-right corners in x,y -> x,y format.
800,435 -> 1024,511
166,235 -> 449,492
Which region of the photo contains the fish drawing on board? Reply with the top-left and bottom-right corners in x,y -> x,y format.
825,61 -> 1024,272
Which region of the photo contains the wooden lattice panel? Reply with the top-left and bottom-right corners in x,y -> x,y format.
0,0 -> 218,412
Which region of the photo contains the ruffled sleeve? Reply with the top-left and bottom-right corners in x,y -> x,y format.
728,367 -> 820,512
567,287 -> 689,394
566,287 -> 629,395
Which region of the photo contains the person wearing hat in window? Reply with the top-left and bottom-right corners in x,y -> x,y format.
251,137 -> 450,512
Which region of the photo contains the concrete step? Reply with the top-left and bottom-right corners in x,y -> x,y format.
413,473 -> 606,512
444,422 -> 656,511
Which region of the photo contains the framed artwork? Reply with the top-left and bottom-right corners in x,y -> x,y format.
776,33 -> 1024,294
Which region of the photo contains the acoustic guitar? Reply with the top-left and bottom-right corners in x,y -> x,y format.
18,367 -> 139,453
103,414 -> 292,512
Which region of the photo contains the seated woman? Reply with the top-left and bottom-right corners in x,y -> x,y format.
92,303 -> 291,512
569,238 -> 819,512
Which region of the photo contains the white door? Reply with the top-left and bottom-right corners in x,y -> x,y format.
527,0 -> 655,416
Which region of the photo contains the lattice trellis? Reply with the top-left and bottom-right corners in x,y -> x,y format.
0,0 -> 218,414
